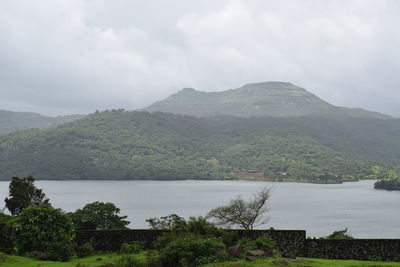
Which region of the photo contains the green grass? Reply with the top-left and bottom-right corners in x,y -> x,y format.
2,253 -> 400,267
0,252 -> 123,267
204,257 -> 400,267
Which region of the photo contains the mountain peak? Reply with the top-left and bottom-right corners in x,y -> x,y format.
146,82 -> 390,119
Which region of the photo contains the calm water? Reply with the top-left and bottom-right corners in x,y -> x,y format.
1,179 -> 399,238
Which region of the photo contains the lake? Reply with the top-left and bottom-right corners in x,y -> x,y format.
0,179 -> 399,238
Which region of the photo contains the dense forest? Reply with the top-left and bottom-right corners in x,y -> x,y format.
0,110 -> 398,181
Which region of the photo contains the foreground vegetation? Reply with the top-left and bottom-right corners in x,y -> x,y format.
2,177 -> 400,266
2,252 -> 400,267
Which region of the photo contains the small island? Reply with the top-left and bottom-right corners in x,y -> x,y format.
374,179 -> 400,191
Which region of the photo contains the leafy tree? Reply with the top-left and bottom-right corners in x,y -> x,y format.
207,186 -> 271,229
70,201 -> 129,230
4,176 -> 50,215
323,228 -> 354,239
146,214 -> 187,230
11,205 -> 74,261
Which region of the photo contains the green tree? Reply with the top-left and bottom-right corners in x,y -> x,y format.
146,214 -> 187,230
4,176 -> 50,216
11,205 -> 74,261
71,201 -> 129,230
323,228 -> 354,239
207,186 -> 271,230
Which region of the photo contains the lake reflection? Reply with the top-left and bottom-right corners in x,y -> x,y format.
0,179 -> 399,238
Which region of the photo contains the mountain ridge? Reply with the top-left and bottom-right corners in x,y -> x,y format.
146,81 -> 391,119
0,109 -> 84,135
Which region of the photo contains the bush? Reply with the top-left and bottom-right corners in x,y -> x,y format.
120,241 -> 142,254
75,242 -> 95,258
115,255 -> 143,267
237,237 -> 276,256
11,205 -> 74,261
158,234 -> 227,267
0,213 -> 13,253
28,250 -> 48,260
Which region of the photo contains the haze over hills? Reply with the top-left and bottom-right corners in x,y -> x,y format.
146,82 -> 390,119
0,110 -> 84,135
0,81 -> 399,182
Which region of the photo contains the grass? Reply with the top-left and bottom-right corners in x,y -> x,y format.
2,253 -> 400,267
205,257 -> 400,267
0,252 -> 123,267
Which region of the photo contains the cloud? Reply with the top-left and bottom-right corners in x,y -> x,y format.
0,0 -> 399,116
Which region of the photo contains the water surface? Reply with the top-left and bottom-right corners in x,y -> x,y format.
1,179 -> 398,238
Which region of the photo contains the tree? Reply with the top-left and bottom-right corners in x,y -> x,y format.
70,201 -> 130,230
11,205 -> 74,261
4,176 -> 50,215
323,228 -> 354,239
146,214 -> 187,230
207,186 -> 271,230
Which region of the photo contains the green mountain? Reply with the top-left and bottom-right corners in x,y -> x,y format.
146,81 -> 389,119
0,110 -> 83,135
1,82 -> 399,182
0,110 -> 395,181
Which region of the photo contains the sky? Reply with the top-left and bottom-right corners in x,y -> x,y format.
0,0 -> 399,117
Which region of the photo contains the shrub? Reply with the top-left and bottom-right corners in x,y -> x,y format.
158,234 -> 227,267
11,205 -> 74,261
120,241 -> 142,254
75,241 -> 95,258
254,237 -> 276,254
28,250 -> 48,260
237,237 -> 276,256
0,213 -> 13,253
145,250 -> 161,267
115,255 -> 143,267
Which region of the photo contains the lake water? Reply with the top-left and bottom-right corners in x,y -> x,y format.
0,179 -> 399,238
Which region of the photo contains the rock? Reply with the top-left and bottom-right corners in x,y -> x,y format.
96,258 -> 103,261
228,244 -> 242,258
245,249 -> 265,261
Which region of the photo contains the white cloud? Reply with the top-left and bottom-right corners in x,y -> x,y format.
0,0 -> 399,116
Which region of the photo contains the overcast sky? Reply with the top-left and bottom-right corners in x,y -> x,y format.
1,0 -> 399,116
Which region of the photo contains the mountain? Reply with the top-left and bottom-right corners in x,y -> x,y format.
0,110 -> 395,181
1,82 -> 399,182
146,82 -> 390,119
0,110 -> 84,134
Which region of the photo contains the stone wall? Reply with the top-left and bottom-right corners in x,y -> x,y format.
75,229 -> 166,251
75,229 -> 306,256
305,239 -> 400,261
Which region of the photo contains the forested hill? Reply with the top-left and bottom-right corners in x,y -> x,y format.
0,110 -> 398,181
146,81 -> 390,119
0,109 -> 84,134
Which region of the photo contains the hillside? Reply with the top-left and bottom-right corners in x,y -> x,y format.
0,110 -> 393,181
0,110 -> 84,134
146,82 -> 390,119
